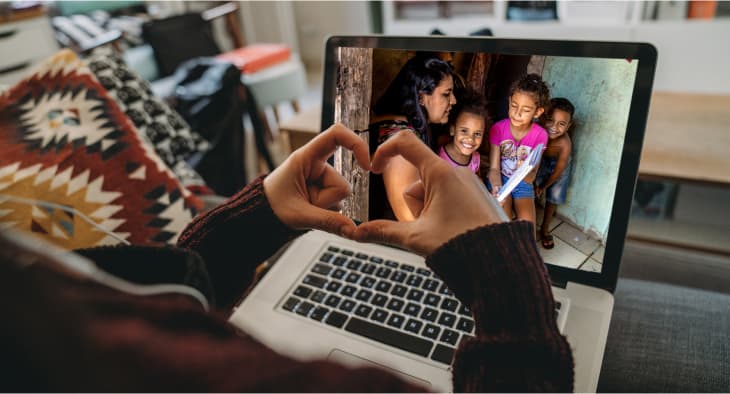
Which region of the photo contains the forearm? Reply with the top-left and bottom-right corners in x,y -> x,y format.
177,175 -> 303,309
426,221 -> 573,392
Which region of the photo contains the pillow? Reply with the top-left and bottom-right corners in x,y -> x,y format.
0,50 -> 203,249
86,46 -> 211,193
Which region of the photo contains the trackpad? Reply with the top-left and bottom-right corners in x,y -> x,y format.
327,349 -> 431,388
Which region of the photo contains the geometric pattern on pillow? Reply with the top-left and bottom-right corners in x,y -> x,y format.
86,47 -> 211,191
0,50 -> 203,249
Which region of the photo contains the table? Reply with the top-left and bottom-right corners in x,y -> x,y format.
639,92 -> 730,185
278,105 -> 321,152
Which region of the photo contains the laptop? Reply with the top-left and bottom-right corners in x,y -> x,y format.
229,35 -> 656,392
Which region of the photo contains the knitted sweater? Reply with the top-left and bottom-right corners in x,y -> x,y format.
0,176 -> 573,392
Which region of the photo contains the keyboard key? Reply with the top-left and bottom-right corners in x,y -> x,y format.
439,282 -> 454,296
406,274 -> 423,287
386,298 -> 404,312
404,319 -> 423,334
295,301 -> 315,316
458,304 -> 472,316
355,304 -> 373,318
325,294 -> 341,308
390,270 -> 407,283
376,267 -> 392,278
422,324 -> 440,339
346,259 -> 362,271
371,308 -> 389,323
387,313 -> 405,329
372,294 -> 388,307
325,311 -> 348,328
341,249 -> 354,256
293,286 -> 313,298
369,256 -> 384,264
311,290 -> 327,303
375,280 -> 392,293
441,298 -> 459,312
438,312 -> 456,328
400,264 -> 415,272
460,334 -> 475,346
310,306 -> 329,321
332,268 -> 346,280
355,252 -> 369,260
440,328 -> 459,345
327,246 -> 340,253
391,284 -> 407,298
406,289 -> 424,302
360,263 -> 376,275
282,296 -> 300,311
340,299 -> 356,312
424,293 -> 441,307
416,268 -> 432,277
404,303 -> 421,317
311,263 -> 332,276
385,260 -> 399,268
421,307 -> 438,322
345,317 -> 433,357
346,272 -> 361,283
319,253 -> 334,263
431,344 -> 455,365
356,289 -> 373,302
422,279 -> 440,292
341,285 -> 357,298
456,317 -> 475,333
326,281 -> 342,293
556,301 -> 562,310
332,256 -> 347,266
360,276 -> 376,289
302,275 -> 326,289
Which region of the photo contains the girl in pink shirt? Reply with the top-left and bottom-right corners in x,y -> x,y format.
487,74 -> 549,231
438,90 -> 489,174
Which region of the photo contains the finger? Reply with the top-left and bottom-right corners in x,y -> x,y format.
303,123 -> 370,171
403,180 -> 425,217
296,203 -> 357,238
371,130 -> 440,175
352,219 -> 412,249
308,165 -> 351,208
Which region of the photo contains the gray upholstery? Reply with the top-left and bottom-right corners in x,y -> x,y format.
598,278 -> 730,392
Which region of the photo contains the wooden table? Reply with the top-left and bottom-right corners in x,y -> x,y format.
639,92 -> 730,185
278,106 -> 321,152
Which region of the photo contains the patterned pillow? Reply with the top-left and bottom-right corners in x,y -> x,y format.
0,50 -> 203,249
86,46 -> 211,193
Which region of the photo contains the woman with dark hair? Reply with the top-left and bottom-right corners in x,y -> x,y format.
369,54 -> 456,221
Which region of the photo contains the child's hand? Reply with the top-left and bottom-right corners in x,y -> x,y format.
535,186 -> 544,197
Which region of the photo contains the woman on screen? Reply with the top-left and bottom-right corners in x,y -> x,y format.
369,54 -> 457,221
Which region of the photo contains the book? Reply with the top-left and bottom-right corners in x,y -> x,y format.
497,143 -> 544,202
217,44 -> 291,74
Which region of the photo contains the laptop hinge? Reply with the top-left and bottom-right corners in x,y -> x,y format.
551,277 -> 568,289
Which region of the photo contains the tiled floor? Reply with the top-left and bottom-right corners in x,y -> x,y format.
536,204 -> 605,272
248,74 -> 605,273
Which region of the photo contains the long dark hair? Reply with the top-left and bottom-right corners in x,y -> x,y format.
373,54 -> 454,135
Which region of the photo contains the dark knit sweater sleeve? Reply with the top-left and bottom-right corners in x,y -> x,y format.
176,175 -> 303,309
426,220 -> 574,392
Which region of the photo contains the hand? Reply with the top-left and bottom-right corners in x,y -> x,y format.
535,186 -> 544,197
352,131 -> 508,256
264,123 -> 370,238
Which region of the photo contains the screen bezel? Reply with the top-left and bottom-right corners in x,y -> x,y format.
321,35 -> 657,293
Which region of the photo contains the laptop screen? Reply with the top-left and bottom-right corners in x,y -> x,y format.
322,36 -> 656,291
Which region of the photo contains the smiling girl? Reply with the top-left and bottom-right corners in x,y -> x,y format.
439,90 -> 489,174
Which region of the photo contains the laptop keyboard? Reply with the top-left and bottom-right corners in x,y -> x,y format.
279,245 -> 475,365
279,245 -> 564,366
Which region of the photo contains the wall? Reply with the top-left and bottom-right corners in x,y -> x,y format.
292,1 -> 373,72
542,57 -> 638,241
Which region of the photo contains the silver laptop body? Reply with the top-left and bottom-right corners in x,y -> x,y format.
230,35 -> 657,392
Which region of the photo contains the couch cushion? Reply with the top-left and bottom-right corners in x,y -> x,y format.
598,278 -> 730,392
86,47 -> 211,193
0,50 -> 203,249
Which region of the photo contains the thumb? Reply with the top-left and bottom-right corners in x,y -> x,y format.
352,219 -> 413,250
